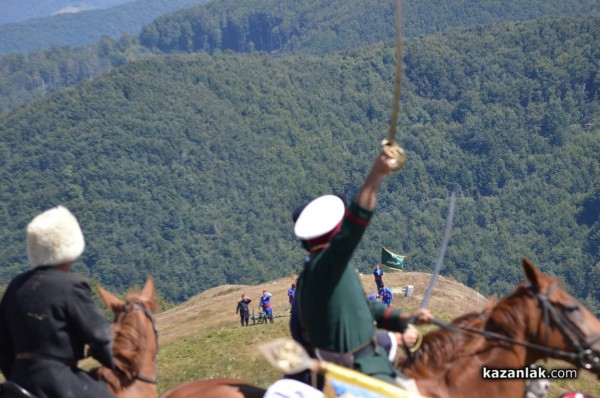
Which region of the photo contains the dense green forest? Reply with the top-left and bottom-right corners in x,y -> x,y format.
2,0 -> 600,116
0,14 -> 598,311
140,0 -> 600,54
0,35 -> 151,115
0,0 -> 209,57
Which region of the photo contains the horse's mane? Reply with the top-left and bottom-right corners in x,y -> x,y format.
398,311 -> 488,374
485,284 -> 532,339
95,290 -> 159,392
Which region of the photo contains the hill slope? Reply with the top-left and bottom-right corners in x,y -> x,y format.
156,272 -> 487,344
153,272 -> 600,397
155,272 -> 489,389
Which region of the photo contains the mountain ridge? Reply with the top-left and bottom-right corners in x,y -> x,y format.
0,0 -> 210,56
0,0 -> 135,25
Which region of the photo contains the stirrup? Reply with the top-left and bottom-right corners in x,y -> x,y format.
0,381 -> 38,398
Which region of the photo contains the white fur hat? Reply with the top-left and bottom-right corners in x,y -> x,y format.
27,206 -> 85,266
294,195 -> 345,240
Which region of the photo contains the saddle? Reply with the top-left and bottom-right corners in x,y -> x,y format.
0,381 -> 38,398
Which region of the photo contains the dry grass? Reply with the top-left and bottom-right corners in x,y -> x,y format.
156,272 -> 487,344
155,271 -> 488,394
155,272 -> 600,397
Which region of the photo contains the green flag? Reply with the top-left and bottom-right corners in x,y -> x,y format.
381,247 -> 405,270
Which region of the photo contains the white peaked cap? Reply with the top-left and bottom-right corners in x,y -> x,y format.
27,206 -> 85,266
294,195 -> 345,240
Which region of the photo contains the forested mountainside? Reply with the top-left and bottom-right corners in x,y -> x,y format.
2,1 -> 600,116
139,0 -> 600,54
0,35 -> 149,116
0,14 -> 598,308
0,0 -> 133,25
0,0 -> 209,57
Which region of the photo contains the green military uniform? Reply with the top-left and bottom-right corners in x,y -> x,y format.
297,201 -> 409,383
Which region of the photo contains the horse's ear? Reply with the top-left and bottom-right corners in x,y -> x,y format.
523,258 -> 548,290
141,275 -> 158,312
484,294 -> 497,312
142,275 -> 155,300
97,285 -> 125,312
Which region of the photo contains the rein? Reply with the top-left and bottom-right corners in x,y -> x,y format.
113,302 -> 159,385
430,285 -> 600,371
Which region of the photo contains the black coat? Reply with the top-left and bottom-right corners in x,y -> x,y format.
236,299 -> 251,316
0,266 -> 115,398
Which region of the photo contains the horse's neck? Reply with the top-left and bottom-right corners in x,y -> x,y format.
402,307 -> 531,371
486,295 -> 541,365
116,382 -> 157,398
400,315 -> 485,375
402,316 -> 528,398
97,302 -> 158,398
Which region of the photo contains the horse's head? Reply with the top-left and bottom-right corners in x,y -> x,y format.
96,276 -> 160,396
489,258 -> 600,375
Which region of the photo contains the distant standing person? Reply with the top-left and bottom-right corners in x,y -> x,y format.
373,262 -> 384,290
288,284 -> 296,308
379,284 -> 393,307
260,290 -> 273,320
236,293 -> 252,326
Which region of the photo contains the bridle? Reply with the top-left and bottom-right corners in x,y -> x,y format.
113,302 -> 159,385
533,284 -> 600,371
432,284 -> 600,372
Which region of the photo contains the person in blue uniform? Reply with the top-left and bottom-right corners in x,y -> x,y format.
291,144 -> 433,392
0,206 -> 115,398
379,285 -> 393,307
260,290 -> 273,320
288,284 -> 296,309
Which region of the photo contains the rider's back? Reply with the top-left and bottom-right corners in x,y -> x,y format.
0,268 -> 114,398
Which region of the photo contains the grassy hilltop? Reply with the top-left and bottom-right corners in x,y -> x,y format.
151,272 -> 600,397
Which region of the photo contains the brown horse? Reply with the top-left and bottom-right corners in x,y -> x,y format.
94,277 -> 265,398
158,379 -> 266,398
398,258 -> 600,397
94,276 -> 160,398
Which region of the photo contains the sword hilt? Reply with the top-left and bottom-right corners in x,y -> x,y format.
381,139 -> 406,173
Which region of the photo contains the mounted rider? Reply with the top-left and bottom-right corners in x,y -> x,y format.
0,206 -> 115,398
291,144 -> 432,392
